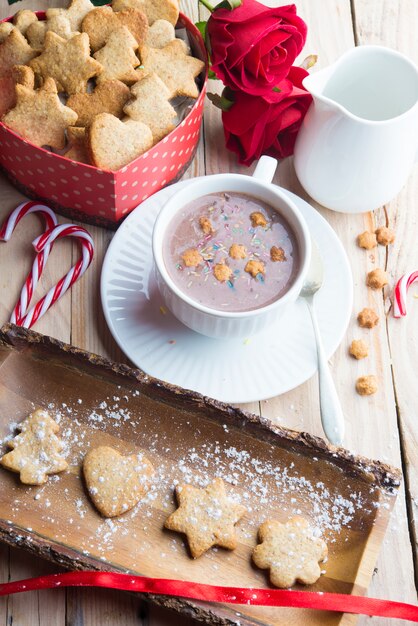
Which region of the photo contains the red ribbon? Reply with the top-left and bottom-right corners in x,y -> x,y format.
1,571 -> 418,622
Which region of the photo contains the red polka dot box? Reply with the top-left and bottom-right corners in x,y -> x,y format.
0,12 -> 208,229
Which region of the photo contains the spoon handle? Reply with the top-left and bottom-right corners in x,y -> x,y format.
305,296 -> 345,445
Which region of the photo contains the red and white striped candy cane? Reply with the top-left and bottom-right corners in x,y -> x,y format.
393,271 -> 418,317
18,224 -> 94,329
0,201 -> 58,325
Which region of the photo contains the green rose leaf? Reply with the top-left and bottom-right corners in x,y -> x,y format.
195,20 -> 207,40
207,91 -> 234,111
213,0 -> 242,9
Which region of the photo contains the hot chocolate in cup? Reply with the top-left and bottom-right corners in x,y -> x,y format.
152,156 -> 311,338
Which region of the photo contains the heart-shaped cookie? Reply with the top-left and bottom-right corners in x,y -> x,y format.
83,445 -> 154,517
81,6 -> 148,51
87,113 -> 153,170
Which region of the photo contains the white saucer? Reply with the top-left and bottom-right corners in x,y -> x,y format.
101,180 -> 353,404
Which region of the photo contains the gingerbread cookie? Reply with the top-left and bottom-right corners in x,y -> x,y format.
94,27 -> 140,85
123,72 -> 176,142
112,0 -> 179,26
13,10 -> 38,36
375,226 -> 395,246
229,243 -> 246,260
164,477 -> 247,558
199,215 -> 214,235
357,307 -> 379,328
252,516 -> 328,588
0,64 -> 35,117
87,112 -> 153,170
366,268 -> 388,290
181,247 -> 202,267
65,126 -> 89,163
67,80 -> 130,127
82,6 -> 148,51
47,0 -> 95,31
83,445 -> 154,517
214,261 -> 233,282
0,409 -> 68,485
26,15 -> 74,51
3,78 -> 78,149
270,246 -> 286,262
140,39 -> 204,99
245,259 -> 265,278
357,231 -> 377,250
0,28 -> 38,77
356,375 -> 378,396
250,211 -> 267,228
349,339 -> 369,360
30,32 -> 103,95
146,19 -> 175,48
0,23 -> 14,45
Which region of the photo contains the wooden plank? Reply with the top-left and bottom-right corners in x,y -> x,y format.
258,2 -> 418,625
352,0 -> 418,589
0,2 -> 72,624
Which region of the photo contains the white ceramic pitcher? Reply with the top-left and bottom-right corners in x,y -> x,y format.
294,45 -> 418,213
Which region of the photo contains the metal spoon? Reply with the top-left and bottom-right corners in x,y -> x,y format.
300,241 -> 345,445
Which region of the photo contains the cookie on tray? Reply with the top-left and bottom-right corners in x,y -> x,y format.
94,26 -> 140,85
252,516 -> 328,588
164,477 -> 247,558
65,126 -> 89,163
0,28 -> 38,77
83,445 -> 154,517
0,64 -> 35,117
0,409 -> 68,485
46,0 -> 95,32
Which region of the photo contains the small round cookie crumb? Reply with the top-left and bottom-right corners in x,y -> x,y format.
229,243 -> 247,260
366,268 -> 389,289
245,259 -> 265,278
199,216 -> 214,235
213,262 -> 233,282
250,211 -> 268,228
357,307 -> 379,328
270,246 -> 286,262
375,226 -> 395,246
349,339 -> 369,360
357,231 -> 377,250
181,248 -> 203,267
356,375 -> 378,396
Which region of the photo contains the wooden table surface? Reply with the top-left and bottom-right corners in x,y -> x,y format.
1,0 -> 418,624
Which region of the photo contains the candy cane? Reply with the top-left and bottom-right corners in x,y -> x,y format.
18,224 -> 94,329
0,201 -> 58,324
393,271 -> 418,318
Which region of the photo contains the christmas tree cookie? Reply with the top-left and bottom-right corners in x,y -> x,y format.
0,409 -> 68,485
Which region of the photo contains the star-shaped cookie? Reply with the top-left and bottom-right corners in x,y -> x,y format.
0,28 -> 38,77
29,31 -> 103,94
252,516 -> 328,588
2,77 -> 78,149
164,477 -> 247,558
124,72 -> 176,142
140,39 -> 205,98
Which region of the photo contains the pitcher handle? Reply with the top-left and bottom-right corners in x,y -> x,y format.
252,156 -> 278,183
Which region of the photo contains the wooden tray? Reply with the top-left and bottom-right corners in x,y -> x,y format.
0,325 -> 401,626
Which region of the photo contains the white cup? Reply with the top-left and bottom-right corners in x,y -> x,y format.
152,156 -> 311,338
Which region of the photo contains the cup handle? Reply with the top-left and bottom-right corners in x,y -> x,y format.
252,156 -> 278,184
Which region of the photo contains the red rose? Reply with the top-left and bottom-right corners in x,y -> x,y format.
221,66 -> 312,166
207,1 -> 307,96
